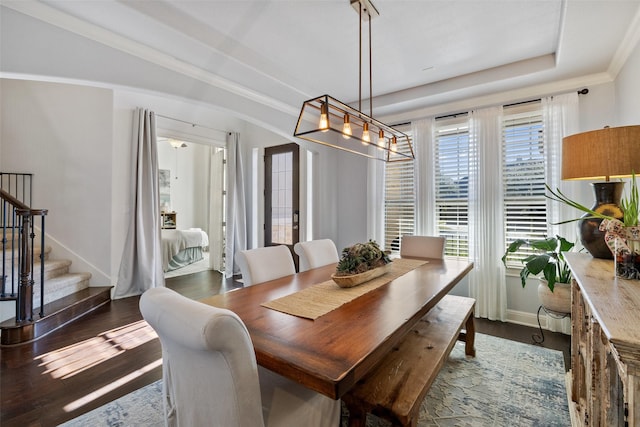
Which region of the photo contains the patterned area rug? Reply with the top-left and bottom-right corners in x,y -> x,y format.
60,333 -> 570,427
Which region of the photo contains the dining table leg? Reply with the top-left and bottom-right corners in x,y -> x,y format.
344,402 -> 368,427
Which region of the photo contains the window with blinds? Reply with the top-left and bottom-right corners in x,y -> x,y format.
502,101 -> 548,267
384,132 -> 415,253
435,116 -> 470,258
382,100 -> 548,263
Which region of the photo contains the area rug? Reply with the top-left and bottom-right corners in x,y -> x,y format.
59,333 -> 570,427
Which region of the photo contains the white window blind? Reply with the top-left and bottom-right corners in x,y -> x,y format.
435,117 -> 469,258
384,134 -> 415,253
502,102 -> 548,266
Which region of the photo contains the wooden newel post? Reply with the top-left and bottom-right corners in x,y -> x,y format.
15,208 -> 33,322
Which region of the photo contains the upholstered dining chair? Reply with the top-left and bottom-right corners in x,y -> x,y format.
400,235 -> 447,259
294,239 -> 340,272
139,287 -> 341,427
235,245 -> 296,286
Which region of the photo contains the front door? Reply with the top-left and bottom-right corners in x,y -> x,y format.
264,143 -> 300,266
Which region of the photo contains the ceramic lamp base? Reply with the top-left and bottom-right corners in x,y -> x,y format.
579,182 -> 624,259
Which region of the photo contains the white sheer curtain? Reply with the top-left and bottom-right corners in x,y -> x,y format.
412,118 -> 436,236
543,92 -> 579,333
367,154 -> 385,245
544,92 -> 580,242
209,147 -> 225,271
468,106 -> 507,321
225,132 -> 248,278
114,108 -> 164,299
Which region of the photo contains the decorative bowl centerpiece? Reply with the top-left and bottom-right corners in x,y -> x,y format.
331,240 -> 392,288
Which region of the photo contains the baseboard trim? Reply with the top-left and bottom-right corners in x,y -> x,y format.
505,308 -> 571,334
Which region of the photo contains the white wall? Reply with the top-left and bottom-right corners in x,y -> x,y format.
0,79 -> 113,283
335,153 -> 369,251
616,40 -> 640,125
157,141 -> 211,231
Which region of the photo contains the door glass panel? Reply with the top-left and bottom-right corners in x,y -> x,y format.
271,152 -> 293,244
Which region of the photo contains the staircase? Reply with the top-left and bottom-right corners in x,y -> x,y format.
1,173 -> 111,346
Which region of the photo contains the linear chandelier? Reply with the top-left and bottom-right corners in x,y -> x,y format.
293,0 -> 414,163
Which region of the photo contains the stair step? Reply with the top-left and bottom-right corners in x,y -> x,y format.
0,286 -> 112,345
34,272 -> 92,306
2,259 -> 72,291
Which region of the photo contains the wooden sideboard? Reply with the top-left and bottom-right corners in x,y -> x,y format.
565,252 -> 640,426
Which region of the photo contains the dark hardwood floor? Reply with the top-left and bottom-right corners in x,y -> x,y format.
0,270 -> 570,427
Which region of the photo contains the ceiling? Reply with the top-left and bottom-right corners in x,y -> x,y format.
2,0 -> 640,134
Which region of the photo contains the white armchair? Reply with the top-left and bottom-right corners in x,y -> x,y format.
235,245 -> 296,286
139,287 -> 340,427
293,239 -> 340,272
400,235 -> 446,259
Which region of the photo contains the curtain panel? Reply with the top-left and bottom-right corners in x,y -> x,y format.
468,106 -> 507,321
543,92 -> 579,333
412,118 -> 436,236
367,149 -> 386,245
543,92 -> 580,243
114,108 -> 164,299
225,132 -> 248,278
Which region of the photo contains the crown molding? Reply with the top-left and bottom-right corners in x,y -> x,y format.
608,5 -> 640,78
381,72 -> 614,124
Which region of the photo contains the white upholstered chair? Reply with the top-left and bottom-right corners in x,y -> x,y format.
139,287 -> 341,427
294,239 -> 340,272
235,245 -> 296,286
400,235 -> 447,259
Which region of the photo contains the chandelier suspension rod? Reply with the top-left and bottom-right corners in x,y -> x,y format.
369,13 -> 373,118
358,4 -> 362,113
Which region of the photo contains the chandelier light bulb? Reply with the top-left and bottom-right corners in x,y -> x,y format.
319,102 -> 329,132
342,114 -> 352,139
391,136 -> 398,152
362,122 -> 370,144
377,130 -> 385,149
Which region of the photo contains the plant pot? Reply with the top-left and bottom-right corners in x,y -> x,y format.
331,265 -> 389,288
537,281 -> 571,314
615,235 -> 640,280
601,220 -> 640,280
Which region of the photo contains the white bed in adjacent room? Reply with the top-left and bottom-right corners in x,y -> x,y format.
161,228 -> 209,272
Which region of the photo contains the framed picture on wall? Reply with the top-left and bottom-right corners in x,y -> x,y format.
159,169 -> 171,212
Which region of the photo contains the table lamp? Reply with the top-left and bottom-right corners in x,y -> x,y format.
562,125 -> 640,258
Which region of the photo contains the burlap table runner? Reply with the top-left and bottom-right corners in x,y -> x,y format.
261,258 -> 428,320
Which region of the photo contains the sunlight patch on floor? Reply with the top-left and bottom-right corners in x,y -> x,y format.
62,358 -> 162,413
35,320 -> 157,379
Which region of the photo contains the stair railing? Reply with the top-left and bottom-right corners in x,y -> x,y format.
1,173 -> 48,321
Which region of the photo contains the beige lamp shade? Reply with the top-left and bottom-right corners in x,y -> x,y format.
562,125 -> 640,180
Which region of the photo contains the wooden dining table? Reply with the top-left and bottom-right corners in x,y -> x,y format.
201,257 -> 473,400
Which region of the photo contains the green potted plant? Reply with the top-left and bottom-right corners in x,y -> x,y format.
332,240 -> 392,288
502,235 -> 575,313
546,173 -> 640,279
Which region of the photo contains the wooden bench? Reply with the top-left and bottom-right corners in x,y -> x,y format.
342,294 -> 476,427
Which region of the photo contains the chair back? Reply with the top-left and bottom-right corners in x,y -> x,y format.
235,245 -> 296,286
400,235 -> 447,259
140,287 -> 265,427
294,239 -> 340,272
